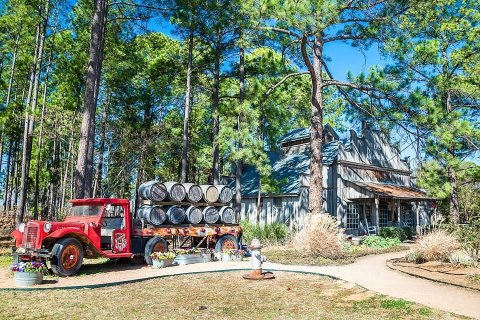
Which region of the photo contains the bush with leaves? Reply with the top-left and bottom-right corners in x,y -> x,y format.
380,227 -> 407,242
361,236 -> 401,249
293,213 -> 344,259
241,221 -> 290,245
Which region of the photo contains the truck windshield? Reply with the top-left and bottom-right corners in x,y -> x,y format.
69,205 -> 104,217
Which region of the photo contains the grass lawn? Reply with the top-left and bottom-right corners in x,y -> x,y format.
0,271 -> 467,320
263,245 -> 408,266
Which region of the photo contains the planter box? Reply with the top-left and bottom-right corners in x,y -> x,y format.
200,253 -> 212,263
221,253 -> 232,262
231,255 -> 243,262
14,272 -> 43,287
152,259 -> 174,269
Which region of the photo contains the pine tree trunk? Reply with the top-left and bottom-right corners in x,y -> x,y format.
3,139 -> 13,211
210,29 -> 221,185
33,49 -> 52,219
235,46 -> 245,217
306,34 -> 324,215
7,140 -> 18,210
181,32 -> 194,183
93,97 -> 109,197
74,0 -> 107,199
17,13 -> 44,226
5,35 -> 19,109
448,167 -> 460,224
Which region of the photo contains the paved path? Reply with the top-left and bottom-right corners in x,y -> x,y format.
2,251 -> 480,319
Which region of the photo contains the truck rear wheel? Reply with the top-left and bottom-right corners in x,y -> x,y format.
144,237 -> 168,265
215,234 -> 239,252
50,238 -> 84,277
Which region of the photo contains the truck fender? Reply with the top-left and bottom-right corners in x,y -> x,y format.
43,230 -> 93,251
11,230 -> 22,247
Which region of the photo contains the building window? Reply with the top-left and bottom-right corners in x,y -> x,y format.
379,204 -> 389,227
347,203 -> 360,229
401,205 -> 413,226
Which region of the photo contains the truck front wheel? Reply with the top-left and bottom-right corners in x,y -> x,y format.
50,238 -> 84,277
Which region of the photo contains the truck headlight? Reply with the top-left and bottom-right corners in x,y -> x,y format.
18,223 -> 25,233
43,222 -> 52,233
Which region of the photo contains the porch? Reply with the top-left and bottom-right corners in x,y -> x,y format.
343,181 -> 435,236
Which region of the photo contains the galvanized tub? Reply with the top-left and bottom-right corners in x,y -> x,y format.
174,254 -> 204,266
14,272 -> 43,287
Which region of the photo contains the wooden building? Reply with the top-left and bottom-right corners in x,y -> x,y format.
236,125 -> 434,235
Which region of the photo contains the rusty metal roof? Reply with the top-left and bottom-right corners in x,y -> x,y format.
350,181 -> 434,200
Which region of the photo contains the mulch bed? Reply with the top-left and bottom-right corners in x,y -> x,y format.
388,258 -> 480,291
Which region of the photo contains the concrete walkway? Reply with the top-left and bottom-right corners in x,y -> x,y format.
2,251 -> 480,319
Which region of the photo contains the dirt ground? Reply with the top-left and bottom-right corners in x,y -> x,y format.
388,259 -> 480,291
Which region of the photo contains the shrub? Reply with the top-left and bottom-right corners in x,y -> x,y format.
362,236 -> 401,249
380,227 -> 407,242
240,221 -> 290,245
449,250 -> 477,267
413,230 -> 460,262
453,221 -> 480,262
405,250 -> 425,264
293,213 -> 344,259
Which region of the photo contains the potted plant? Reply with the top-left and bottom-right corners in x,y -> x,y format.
173,248 -> 204,265
10,261 -> 48,287
221,249 -> 235,262
231,249 -> 245,262
200,249 -> 214,262
150,251 -> 176,269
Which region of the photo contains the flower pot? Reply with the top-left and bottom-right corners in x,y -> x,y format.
221,253 -> 232,262
152,259 -> 174,269
14,272 -> 43,287
200,253 -> 212,263
231,255 -> 243,262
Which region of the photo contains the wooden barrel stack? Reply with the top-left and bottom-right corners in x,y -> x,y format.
137,181 -> 236,226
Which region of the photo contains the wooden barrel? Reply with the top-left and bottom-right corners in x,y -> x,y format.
185,205 -> 203,224
200,185 -> 219,203
166,205 -> 186,224
202,206 -> 219,224
164,181 -> 186,202
138,181 -> 167,201
182,183 -> 203,203
137,205 -> 166,226
217,185 -> 233,203
219,206 -> 235,224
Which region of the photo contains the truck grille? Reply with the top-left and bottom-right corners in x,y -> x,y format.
22,224 -> 38,249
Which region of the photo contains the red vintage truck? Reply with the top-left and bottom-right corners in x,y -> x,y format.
10,198 -> 242,276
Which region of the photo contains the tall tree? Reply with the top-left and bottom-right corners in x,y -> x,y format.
74,0 -> 107,199
382,0 -> 480,223
250,0 -> 408,214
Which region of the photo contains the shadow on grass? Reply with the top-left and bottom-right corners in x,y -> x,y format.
75,257 -> 145,276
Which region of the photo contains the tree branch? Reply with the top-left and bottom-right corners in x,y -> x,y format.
108,2 -> 174,11
256,26 -> 302,39
263,72 -> 309,98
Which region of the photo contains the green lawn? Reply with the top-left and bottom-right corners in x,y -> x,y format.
0,271 -> 468,320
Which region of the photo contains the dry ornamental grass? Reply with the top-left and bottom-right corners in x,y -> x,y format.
293,213 -> 344,259
412,230 -> 461,262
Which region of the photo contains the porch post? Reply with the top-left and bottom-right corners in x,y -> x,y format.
415,201 -> 420,235
397,199 -> 401,226
374,196 -> 380,232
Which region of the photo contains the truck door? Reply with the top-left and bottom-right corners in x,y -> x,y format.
101,204 -> 130,253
